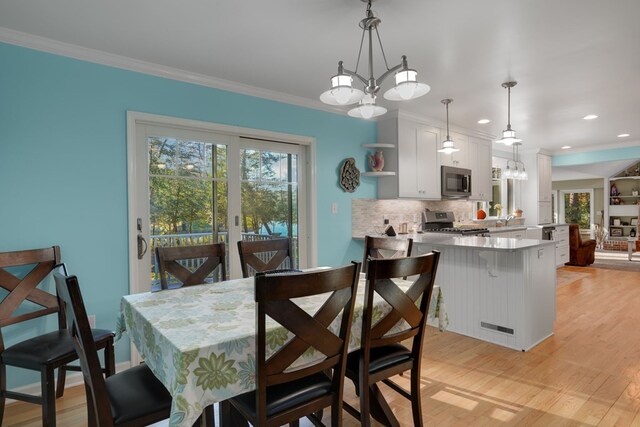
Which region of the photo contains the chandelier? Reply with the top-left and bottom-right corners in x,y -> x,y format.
495,81 -> 523,145
438,99 -> 459,154
320,0 -> 430,119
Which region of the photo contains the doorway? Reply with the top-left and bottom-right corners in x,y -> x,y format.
127,112 -> 315,294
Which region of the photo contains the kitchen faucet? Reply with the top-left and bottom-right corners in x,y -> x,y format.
504,215 -> 516,225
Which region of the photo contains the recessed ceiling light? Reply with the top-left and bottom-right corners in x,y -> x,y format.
583,114 -> 598,120
561,146 -> 571,150
617,133 -> 630,138
477,119 -> 491,124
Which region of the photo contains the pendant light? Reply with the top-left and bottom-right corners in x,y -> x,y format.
320,0 -> 430,118
495,81 -> 523,146
438,99 -> 459,154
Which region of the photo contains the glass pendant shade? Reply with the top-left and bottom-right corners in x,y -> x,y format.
503,164 -> 513,179
348,94 -> 387,119
383,69 -> 430,101
320,74 -> 365,106
438,138 -> 459,154
520,167 -> 528,180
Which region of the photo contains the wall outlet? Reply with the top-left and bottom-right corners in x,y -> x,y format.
88,315 -> 96,328
331,202 -> 338,214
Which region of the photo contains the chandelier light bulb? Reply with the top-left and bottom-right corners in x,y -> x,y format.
359,104 -> 376,119
348,94 -> 387,119
333,87 -> 353,105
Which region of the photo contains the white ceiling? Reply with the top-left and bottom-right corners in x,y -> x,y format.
1,0 -> 639,154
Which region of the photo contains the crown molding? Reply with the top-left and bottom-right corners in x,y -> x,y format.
391,109 -> 497,141
0,26 -> 349,117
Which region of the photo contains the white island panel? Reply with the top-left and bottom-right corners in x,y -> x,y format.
414,239 -> 556,351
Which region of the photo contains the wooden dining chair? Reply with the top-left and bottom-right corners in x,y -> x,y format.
0,247 -> 115,427
227,262 -> 361,427
237,237 -> 295,278
343,252 -> 440,427
362,235 -> 413,267
53,264 -> 172,426
362,235 -> 413,280
155,242 -> 226,289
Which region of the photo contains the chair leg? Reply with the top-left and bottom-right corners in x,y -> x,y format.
410,368 -> 424,427
359,375 -> 371,427
103,339 -> 116,377
0,363 -> 6,425
55,366 -> 66,398
41,368 -> 56,427
85,384 -> 97,427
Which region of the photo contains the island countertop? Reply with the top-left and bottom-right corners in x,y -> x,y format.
353,233 -> 554,251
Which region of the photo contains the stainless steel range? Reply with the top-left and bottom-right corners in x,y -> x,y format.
422,210 -> 489,236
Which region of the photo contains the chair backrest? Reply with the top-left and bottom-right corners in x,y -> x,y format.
155,243 -> 226,290
53,264 -> 114,426
254,263 -> 361,420
362,236 -> 413,269
237,237 -> 293,278
361,252 -> 440,360
568,224 -> 582,249
0,246 -> 62,351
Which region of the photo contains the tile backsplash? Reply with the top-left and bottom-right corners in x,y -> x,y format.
352,198 -> 476,237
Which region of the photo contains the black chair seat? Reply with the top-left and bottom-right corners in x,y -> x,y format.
1,328 -> 114,369
106,363 -> 172,425
231,372 -> 332,418
346,343 -> 412,377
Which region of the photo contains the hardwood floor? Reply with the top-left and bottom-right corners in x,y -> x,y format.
5,265 -> 640,426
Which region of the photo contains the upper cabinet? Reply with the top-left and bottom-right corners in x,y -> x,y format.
377,116 -> 441,199
438,132 -> 468,168
376,113 -> 493,201
538,153 -> 552,202
521,151 -> 553,225
468,137 -> 492,201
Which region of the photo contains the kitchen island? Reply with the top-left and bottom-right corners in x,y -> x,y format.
357,234 -> 557,351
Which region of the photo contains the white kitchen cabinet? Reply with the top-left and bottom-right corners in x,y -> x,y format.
553,224 -> 569,266
538,154 -> 552,202
377,116 -> 441,199
521,151 -> 553,225
468,136 -> 492,201
438,132 -> 468,169
416,238 -> 556,351
538,201 -> 552,225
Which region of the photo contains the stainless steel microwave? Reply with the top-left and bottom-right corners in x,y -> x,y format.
441,166 -> 472,198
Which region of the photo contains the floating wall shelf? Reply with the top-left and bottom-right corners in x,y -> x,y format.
361,143 -> 395,149
362,171 -> 396,177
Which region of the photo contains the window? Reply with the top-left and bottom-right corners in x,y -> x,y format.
559,189 -> 594,229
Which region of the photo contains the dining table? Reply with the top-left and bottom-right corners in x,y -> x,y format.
117,269 -> 445,427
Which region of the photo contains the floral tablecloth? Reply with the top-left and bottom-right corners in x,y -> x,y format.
118,273 -> 446,427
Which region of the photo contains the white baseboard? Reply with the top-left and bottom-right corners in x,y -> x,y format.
6,361 -> 132,405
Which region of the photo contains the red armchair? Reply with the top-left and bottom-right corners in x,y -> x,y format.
566,224 -> 596,266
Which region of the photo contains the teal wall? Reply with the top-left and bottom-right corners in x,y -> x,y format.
0,42 -> 376,388
553,146 -> 640,166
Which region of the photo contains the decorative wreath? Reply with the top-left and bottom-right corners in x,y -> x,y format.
339,158 -> 360,193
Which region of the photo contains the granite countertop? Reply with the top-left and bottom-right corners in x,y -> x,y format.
353,233 -> 554,251
427,236 -> 556,251
484,225 -> 528,233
